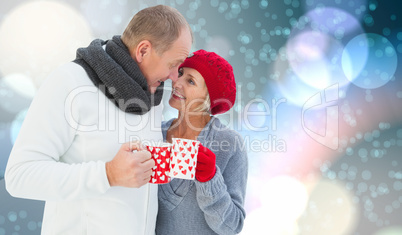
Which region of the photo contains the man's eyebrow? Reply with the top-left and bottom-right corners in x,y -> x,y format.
171,59 -> 184,66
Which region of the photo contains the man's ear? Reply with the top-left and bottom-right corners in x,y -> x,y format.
135,40 -> 152,63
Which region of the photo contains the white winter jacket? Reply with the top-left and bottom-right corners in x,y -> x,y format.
5,62 -> 162,234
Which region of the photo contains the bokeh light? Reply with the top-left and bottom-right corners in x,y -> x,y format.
0,0 -> 92,87
298,179 -> 359,235
260,176 -> 309,220
242,176 -> 308,234
373,226 -> 402,235
10,109 -> 28,145
1,73 -> 36,99
342,33 -> 398,89
303,0 -> 368,21
0,74 -> 34,114
304,7 -> 364,38
286,30 -> 350,89
205,35 -> 233,59
285,7 -> 367,91
81,0 -> 131,38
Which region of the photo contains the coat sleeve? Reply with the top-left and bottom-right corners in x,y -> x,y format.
5,64 -> 110,201
195,132 -> 248,235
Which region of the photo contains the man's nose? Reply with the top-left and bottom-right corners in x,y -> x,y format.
169,68 -> 179,82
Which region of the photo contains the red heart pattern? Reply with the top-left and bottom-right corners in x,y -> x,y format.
146,145 -> 172,184
170,138 -> 200,180
147,139 -> 200,182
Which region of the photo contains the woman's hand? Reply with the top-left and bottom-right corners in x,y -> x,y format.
196,144 -> 216,182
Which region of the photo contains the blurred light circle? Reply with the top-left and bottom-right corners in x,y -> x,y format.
0,1 -> 93,87
304,0 -> 368,21
18,210 -> 27,219
305,7 -> 363,37
298,179 -> 359,235
260,175 -> 308,221
286,30 -> 350,89
0,75 -> 33,114
286,7 -> 365,91
1,73 -> 36,98
7,211 -> 17,222
10,109 -> 28,144
0,123 -> 12,175
341,33 -> 369,85
28,221 -> 38,230
241,207 -> 300,235
205,36 -> 232,59
273,57 -> 324,107
342,33 -> 397,89
373,226 -> 402,235
82,0 -> 129,37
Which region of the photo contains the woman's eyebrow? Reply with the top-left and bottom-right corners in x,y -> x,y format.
187,72 -> 203,85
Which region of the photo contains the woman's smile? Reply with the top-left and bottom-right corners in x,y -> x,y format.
171,89 -> 186,100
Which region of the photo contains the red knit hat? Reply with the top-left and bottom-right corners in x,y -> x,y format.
179,50 -> 236,115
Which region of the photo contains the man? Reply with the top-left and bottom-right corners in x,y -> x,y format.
5,5 -> 192,235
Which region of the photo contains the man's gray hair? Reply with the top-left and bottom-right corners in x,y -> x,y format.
121,5 -> 193,55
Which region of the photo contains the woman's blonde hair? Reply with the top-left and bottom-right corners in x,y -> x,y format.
121,5 -> 193,55
193,93 -> 211,114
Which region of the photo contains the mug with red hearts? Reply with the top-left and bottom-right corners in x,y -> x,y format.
169,138 -> 200,180
146,143 -> 172,184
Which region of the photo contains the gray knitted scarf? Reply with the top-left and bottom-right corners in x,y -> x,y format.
73,35 -> 164,114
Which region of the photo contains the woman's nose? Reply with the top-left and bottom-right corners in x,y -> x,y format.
172,76 -> 184,87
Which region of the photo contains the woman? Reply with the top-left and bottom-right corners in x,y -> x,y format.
156,49 -> 248,235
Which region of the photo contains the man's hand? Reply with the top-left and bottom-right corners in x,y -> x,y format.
105,142 -> 155,188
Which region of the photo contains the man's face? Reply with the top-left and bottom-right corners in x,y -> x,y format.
139,28 -> 192,94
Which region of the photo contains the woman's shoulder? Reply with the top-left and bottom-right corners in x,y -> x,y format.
205,118 -> 248,165
204,117 -> 245,150
161,118 -> 175,141
209,117 -> 243,139
162,118 -> 175,130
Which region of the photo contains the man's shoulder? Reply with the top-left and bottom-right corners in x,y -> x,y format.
55,62 -> 90,80
44,62 -> 93,87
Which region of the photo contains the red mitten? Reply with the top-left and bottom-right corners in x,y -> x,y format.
196,144 -> 216,182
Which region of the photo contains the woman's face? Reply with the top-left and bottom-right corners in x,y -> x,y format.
169,67 -> 209,113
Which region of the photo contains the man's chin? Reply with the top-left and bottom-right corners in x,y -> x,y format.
149,88 -> 156,94
149,82 -> 165,94
148,86 -> 158,94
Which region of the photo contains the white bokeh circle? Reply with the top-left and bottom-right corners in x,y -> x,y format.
241,175 -> 308,234
0,74 -> 34,114
297,178 -> 359,235
205,36 -> 233,59
342,33 -> 397,89
0,0 -> 93,87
